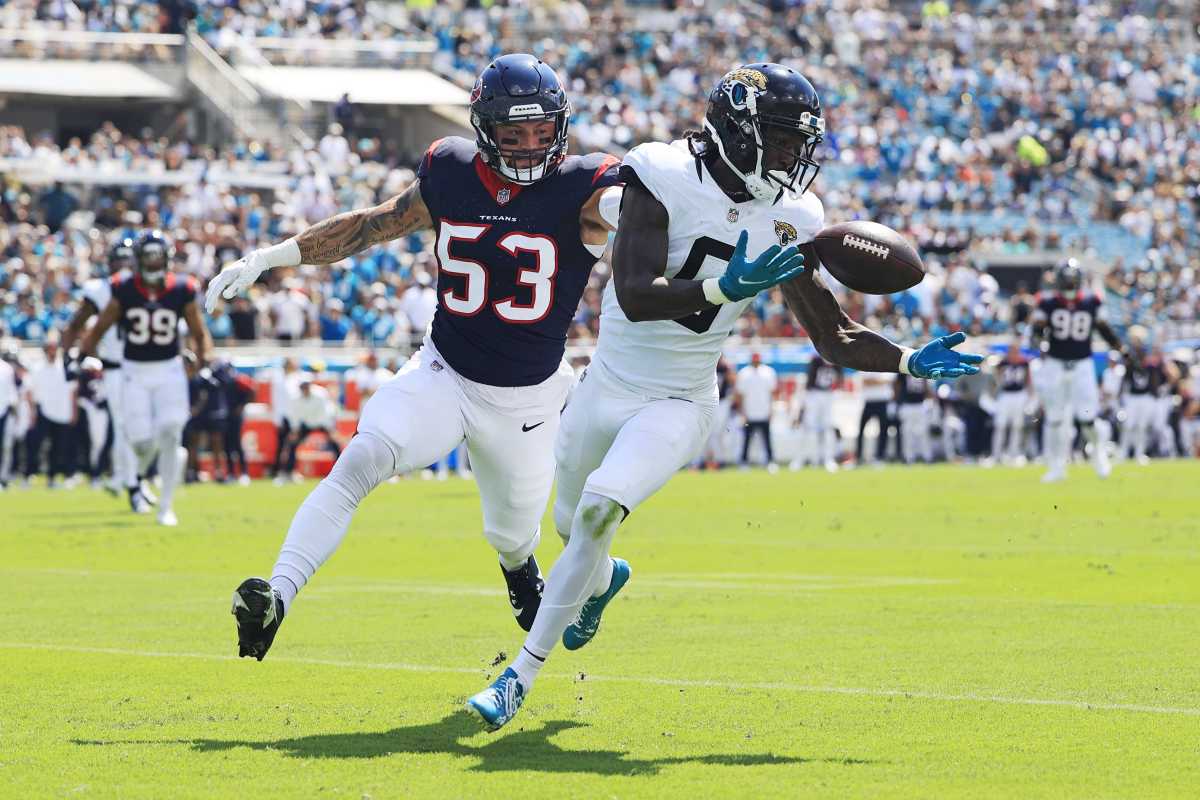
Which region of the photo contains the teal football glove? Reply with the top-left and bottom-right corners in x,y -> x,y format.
907,332 -> 984,379
717,230 -> 806,302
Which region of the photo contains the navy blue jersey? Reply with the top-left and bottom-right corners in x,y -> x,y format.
896,374 -> 927,404
1036,291 -> 1102,361
998,358 -> 1030,392
417,136 -> 621,386
806,356 -> 842,391
1124,359 -> 1164,396
113,273 -> 197,362
716,359 -> 734,400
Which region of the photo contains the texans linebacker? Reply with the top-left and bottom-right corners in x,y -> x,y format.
205,54 -> 623,660
467,63 -> 983,731
1031,259 -> 1122,482
80,231 -> 210,526
990,341 -> 1032,465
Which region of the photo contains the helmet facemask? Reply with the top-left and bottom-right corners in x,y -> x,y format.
474,106 -> 570,185
138,241 -> 169,287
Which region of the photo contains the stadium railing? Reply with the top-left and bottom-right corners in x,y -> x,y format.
0,27 -> 184,63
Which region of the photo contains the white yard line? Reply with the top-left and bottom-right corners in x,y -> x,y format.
1,641 -> 1195,717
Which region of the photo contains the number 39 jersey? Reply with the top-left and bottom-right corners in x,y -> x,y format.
417,136 -> 621,387
1035,291 -> 1103,361
112,273 -> 198,362
594,140 -> 824,399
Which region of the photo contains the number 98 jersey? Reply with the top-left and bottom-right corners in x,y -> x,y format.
112,273 -> 198,362
1035,291 -> 1103,361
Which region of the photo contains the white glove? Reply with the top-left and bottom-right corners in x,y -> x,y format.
205,239 -> 301,313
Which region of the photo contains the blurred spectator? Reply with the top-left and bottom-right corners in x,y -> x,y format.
282,376 -> 340,479
737,352 -> 778,469
27,341 -> 76,487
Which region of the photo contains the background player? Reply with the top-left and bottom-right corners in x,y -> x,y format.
896,372 -> 933,464
207,54 -> 624,660
61,238 -> 144,507
794,353 -> 841,471
990,341 -> 1032,465
1031,258 -> 1122,482
79,231 -> 210,526
467,63 -> 983,731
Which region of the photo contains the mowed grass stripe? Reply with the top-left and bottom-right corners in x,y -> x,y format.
3,640 -> 1196,717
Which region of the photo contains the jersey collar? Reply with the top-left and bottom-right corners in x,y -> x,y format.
473,155 -> 524,206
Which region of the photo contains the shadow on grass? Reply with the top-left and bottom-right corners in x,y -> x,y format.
74,711 -> 875,776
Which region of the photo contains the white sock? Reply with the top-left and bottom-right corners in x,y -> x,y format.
155,427 -> 183,510
269,433 -> 394,614
510,645 -> 546,688
516,492 -> 623,690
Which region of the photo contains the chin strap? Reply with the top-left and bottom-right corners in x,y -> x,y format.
703,118 -> 776,202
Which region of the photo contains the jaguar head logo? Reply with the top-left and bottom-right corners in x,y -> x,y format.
726,68 -> 768,91
774,220 -> 798,246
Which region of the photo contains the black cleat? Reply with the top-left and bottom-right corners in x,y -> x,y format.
502,555 -> 544,632
231,578 -> 285,661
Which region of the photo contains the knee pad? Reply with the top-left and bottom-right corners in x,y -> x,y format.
573,492 -> 626,541
156,424 -> 185,448
323,432 -> 395,502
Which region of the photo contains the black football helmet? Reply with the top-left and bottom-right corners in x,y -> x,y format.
1055,257 -> 1083,293
469,53 -> 570,185
702,63 -> 824,201
134,230 -> 173,287
107,236 -> 136,277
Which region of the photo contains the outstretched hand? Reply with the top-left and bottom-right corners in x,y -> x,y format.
205,251 -> 270,313
908,332 -> 984,379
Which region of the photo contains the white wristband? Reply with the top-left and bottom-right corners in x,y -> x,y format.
898,347 -> 916,376
702,278 -> 731,305
262,238 -> 302,269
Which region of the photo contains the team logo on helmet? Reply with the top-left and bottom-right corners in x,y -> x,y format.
496,187 -> 511,205
726,68 -> 768,91
469,78 -> 483,104
774,220 -> 798,246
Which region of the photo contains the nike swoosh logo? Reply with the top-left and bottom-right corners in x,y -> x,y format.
737,276 -> 771,286
521,422 -> 545,432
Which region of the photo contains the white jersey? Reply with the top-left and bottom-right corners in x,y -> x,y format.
82,274 -> 124,364
594,140 -> 824,399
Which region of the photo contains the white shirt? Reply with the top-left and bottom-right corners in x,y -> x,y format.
290,384 -> 335,428
0,360 -> 16,413
31,357 -> 75,423
737,364 -> 777,421
401,285 -> 438,334
594,140 -> 824,399
860,372 -> 895,403
82,273 -> 124,363
268,368 -> 302,425
271,290 -> 312,338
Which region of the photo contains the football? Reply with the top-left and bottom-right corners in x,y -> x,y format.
811,220 -> 925,294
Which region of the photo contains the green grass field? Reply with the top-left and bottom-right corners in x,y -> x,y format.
2,463 -> 1198,798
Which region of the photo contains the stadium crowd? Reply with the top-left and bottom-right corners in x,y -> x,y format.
2,0 -> 1198,475
2,1 -> 1198,349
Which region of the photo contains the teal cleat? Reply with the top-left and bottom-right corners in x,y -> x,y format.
465,667 -> 526,732
562,557 -> 631,651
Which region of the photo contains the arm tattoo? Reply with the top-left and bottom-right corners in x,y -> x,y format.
297,181 -> 431,264
780,244 -> 905,373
